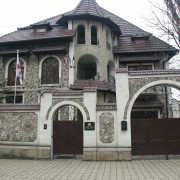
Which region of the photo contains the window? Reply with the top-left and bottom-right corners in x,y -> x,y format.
77,25 -> 85,44
8,60 -> 24,86
41,57 -> 59,84
6,95 -> 23,104
91,26 -> 97,45
128,65 -> 152,71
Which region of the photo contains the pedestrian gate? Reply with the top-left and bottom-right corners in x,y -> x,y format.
53,105 -> 83,157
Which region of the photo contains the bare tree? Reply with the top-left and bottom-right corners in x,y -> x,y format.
148,0 -> 180,49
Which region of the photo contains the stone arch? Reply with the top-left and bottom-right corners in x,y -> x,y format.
48,100 -> 89,122
76,54 -> 99,80
126,80 -> 180,122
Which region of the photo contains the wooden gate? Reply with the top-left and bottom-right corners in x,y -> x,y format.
53,105 -> 83,156
131,118 -> 180,156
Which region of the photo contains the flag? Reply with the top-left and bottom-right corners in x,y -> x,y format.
16,50 -> 23,86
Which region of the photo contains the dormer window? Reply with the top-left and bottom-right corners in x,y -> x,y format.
31,22 -> 52,34
36,28 -> 47,33
131,34 -> 150,46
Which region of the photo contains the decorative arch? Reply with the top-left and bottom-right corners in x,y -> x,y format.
77,54 -> 99,80
126,80 -> 180,122
48,101 -> 89,122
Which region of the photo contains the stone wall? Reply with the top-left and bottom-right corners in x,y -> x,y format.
24,55 -> 39,103
99,112 -> 114,143
0,112 -> 38,142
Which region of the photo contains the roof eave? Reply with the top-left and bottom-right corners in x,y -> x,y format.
0,35 -> 74,46
113,48 -> 179,55
57,14 -> 121,35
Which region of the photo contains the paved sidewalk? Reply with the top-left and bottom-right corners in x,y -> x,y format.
0,159 -> 180,180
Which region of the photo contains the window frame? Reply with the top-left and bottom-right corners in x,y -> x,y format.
39,55 -> 61,86
6,58 -> 26,87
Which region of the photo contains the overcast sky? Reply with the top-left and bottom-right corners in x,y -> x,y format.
0,0 -> 153,36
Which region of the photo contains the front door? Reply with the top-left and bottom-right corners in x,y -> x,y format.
53,105 -> 83,156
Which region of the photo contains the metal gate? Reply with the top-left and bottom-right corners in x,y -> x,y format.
53,105 -> 83,157
131,118 -> 180,156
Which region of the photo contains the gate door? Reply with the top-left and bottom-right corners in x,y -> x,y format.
131,118 -> 180,156
53,105 -> 83,156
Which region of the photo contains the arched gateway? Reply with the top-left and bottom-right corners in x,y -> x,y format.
126,74 -> 180,157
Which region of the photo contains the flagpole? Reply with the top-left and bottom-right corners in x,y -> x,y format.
14,50 -> 19,104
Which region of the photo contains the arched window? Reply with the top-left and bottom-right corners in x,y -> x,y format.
77,25 -> 85,44
91,26 -> 98,45
41,57 -> 59,84
8,60 -> 24,86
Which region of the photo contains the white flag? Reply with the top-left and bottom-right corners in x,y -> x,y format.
16,50 -> 23,85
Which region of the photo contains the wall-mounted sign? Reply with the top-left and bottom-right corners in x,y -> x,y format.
85,122 -> 95,130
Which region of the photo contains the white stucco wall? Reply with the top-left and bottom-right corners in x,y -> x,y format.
115,72 -> 131,147
83,90 -> 97,148
39,93 -> 52,146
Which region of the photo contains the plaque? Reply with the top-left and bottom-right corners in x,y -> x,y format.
85,122 -> 95,130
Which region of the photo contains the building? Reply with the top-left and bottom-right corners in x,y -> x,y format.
0,0 -> 179,160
